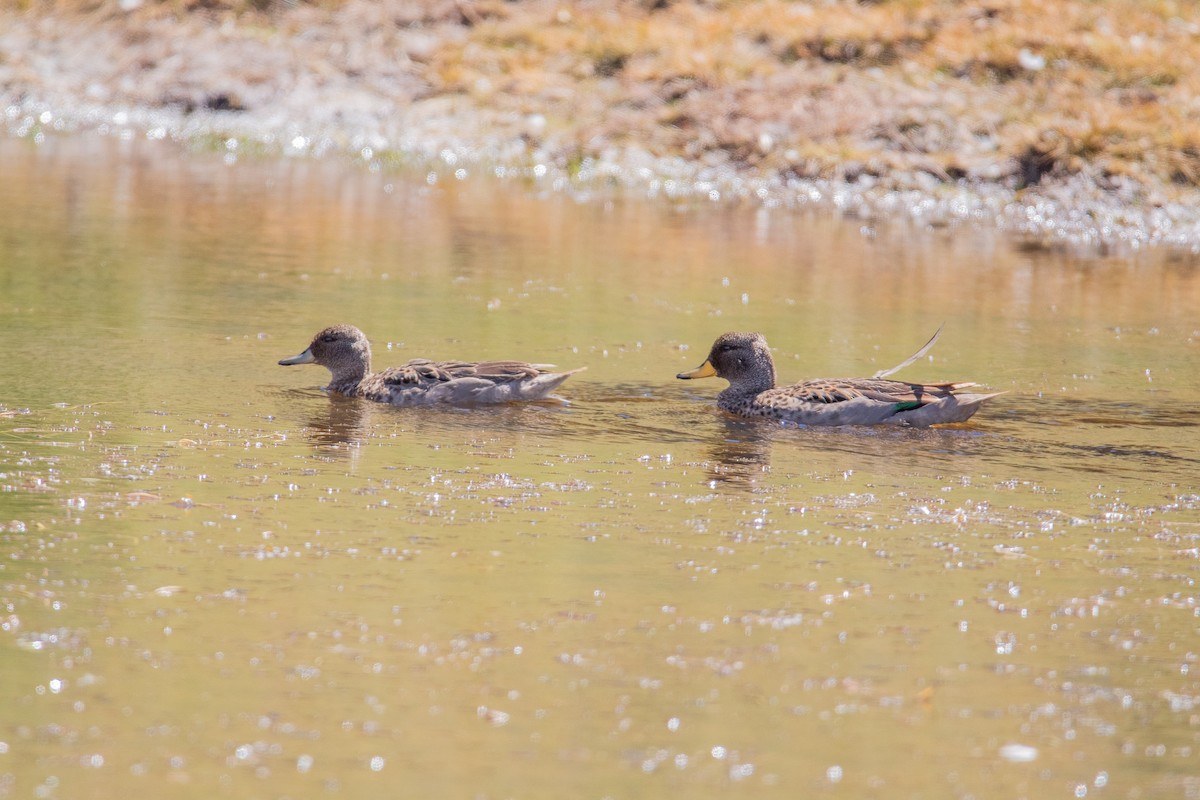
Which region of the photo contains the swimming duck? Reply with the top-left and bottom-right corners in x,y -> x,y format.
677,331 -> 1001,426
279,324 -> 583,405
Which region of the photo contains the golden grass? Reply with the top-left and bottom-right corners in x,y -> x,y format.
15,0 -> 1200,189
412,0 -> 1200,186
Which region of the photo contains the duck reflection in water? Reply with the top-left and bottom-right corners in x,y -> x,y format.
302,393 -> 372,453
703,419 -> 775,487
698,415 -> 994,489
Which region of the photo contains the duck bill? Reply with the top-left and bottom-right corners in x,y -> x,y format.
278,349 -> 316,366
676,359 -> 718,380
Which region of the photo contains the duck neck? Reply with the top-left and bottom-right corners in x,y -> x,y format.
328,372 -> 365,395
753,361 -> 777,393
327,349 -> 371,395
738,358 -> 777,395
718,368 -> 775,405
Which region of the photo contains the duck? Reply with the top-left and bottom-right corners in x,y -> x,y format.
279,324 -> 583,405
676,331 -> 1002,427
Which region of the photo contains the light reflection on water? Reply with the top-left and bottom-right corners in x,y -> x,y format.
2,136 -> 1199,799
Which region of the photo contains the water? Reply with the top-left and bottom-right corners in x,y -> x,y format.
2,135 -> 1199,799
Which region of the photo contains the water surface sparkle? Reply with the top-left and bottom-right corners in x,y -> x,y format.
1,136 -> 1199,799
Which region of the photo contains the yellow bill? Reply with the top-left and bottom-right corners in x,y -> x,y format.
676,359 -> 717,380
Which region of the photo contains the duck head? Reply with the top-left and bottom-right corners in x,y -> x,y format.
279,324 -> 372,388
677,331 -> 777,392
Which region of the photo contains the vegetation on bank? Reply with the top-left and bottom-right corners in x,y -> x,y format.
8,0 -> 1200,198
426,0 -> 1200,191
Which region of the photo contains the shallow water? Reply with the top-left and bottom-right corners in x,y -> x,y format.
2,135 -> 1199,799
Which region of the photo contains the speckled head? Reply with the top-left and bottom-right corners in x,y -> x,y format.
279,324 -> 372,388
677,331 -> 777,393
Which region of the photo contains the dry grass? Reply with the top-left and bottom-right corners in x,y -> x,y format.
9,0 -> 1200,191
410,0 -> 1200,187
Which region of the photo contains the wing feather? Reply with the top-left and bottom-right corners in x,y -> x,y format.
768,378 -> 975,407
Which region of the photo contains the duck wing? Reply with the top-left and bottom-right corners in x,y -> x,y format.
379,359 -> 551,385
464,360 -> 553,381
366,359 -> 582,405
785,378 -> 976,406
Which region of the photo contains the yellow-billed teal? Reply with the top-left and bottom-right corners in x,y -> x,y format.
677,331 -> 1001,426
280,324 -> 583,405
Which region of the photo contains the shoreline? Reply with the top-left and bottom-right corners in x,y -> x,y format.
5,2 -> 1200,256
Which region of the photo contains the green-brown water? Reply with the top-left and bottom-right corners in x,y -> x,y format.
2,135 -> 1199,799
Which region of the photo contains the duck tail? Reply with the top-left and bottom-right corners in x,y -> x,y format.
503,366 -> 587,403
899,390 -> 1007,427
536,366 -> 586,395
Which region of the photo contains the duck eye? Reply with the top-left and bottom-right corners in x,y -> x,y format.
320,335 -> 338,343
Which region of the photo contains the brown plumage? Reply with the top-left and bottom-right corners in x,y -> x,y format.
677,331 -> 1002,427
279,324 -> 583,405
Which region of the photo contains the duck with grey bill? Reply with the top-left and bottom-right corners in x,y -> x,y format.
279,324 -> 584,406
677,331 -> 1003,427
